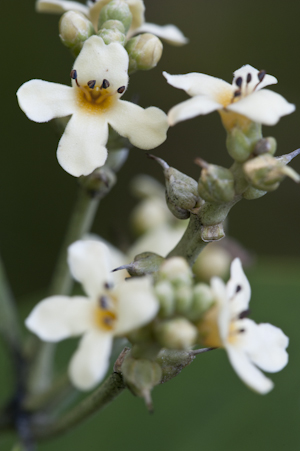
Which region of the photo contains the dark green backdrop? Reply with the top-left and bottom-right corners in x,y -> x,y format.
0,1 -> 300,450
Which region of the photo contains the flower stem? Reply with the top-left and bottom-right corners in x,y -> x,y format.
0,253 -> 22,353
167,214 -> 207,265
33,372 -> 125,441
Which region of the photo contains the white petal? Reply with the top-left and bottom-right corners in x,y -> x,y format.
73,36 -> 128,91
107,100 -> 168,149
226,258 -> 251,318
167,96 -> 222,126
163,71 -> 232,99
127,0 -> 145,30
57,110 -> 108,176
243,321 -> 289,373
69,330 -> 112,390
233,65 -> 277,91
36,0 -> 89,14
25,295 -> 92,341
211,276 -> 230,342
227,89 -> 295,125
68,240 -> 112,298
134,23 -> 188,45
17,80 -> 75,123
114,277 -> 158,335
226,345 -> 274,394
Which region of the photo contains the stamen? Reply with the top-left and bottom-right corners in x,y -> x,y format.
235,77 -> 243,88
246,73 -> 252,84
257,70 -> 266,83
99,295 -> 109,309
239,328 -> 245,333
87,80 -> 96,89
102,79 -> 110,89
235,285 -> 242,293
233,90 -> 241,98
117,86 -> 126,94
238,309 -> 251,319
70,69 -> 77,80
104,281 -> 113,290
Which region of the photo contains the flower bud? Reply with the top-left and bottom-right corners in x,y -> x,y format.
225,126 -> 253,162
156,349 -> 196,384
243,154 -> 300,191
59,11 -> 95,56
187,283 -> 214,321
121,356 -> 162,411
196,159 -> 235,203
200,222 -> 225,242
79,167 -> 116,198
130,198 -> 170,235
253,137 -> 277,156
159,257 -> 192,286
174,285 -> 193,314
154,318 -> 198,350
192,244 -> 231,282
148,155 -> 200,219
155,280 -> 175,318
98,20 -> 126,45
114,252 -> 164,277
242,186 -> 267,200
126,33 -> 163,72
98,0 -> 132,34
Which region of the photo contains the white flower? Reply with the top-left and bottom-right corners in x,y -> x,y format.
200,258 -> 289,394
17,36 -> 168,177
25,240 -> 159,390
36,0 -> 188,45
164,64 -> 295,127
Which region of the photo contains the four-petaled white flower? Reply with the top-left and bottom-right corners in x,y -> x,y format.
164,65 -> 295,127
17,36 -> 168,177
200,258 -> 289,394
25,240 -> 159,390
35,0 -> 188,45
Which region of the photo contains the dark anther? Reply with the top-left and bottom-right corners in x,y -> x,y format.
235,285 -> 242,293
117,86 -> 126,94
102,79 -> 110,89
258,70 -> 266,82
103,316 -> 113,325
239,308 -> 251,319
235,76 -> 243,88
239,328 -> 245,333
70,69 -> 77,80
246,73 -> 252,84
233,90 -> 241,98
104,281 -> 113,290
87,80 -> 96,89
99,295 -> 109,309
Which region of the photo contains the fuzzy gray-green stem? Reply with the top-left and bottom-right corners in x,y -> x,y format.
33,372 -> 125,440
0,254 -> 22,352
167,214 -> 207,265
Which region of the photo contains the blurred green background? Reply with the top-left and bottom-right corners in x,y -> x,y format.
1,0 -> 300,449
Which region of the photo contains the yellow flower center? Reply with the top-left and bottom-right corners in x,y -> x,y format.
71,70 -> 126,116
94,293 -> 117,332
198,305 -> 222,348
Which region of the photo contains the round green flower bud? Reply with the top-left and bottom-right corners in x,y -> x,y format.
155,280 -> 175,318
198,163 -> 235,203
192,244 -> 231,283
159,257 -> 192,286
59,11 -> 95,56
174,285 -> 193,314
98,26 -> 126,45
121,356 -> 162,410
243,154 -> 300,191
187,283 -> 214,321
154,318 -> 198,350
98,0 -> 132,34
126,33 -> 163,72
